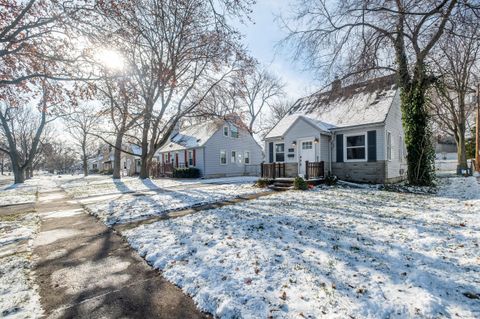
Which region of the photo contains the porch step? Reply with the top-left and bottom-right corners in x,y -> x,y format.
268,180 -> 294,191
269,185 -> 293,191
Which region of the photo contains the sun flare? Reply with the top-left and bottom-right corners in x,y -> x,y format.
95,48 -> 125,71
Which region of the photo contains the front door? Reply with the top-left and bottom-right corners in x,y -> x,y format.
298,140 -> 315,176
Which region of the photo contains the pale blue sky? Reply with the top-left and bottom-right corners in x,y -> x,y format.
236,0 -> 319,100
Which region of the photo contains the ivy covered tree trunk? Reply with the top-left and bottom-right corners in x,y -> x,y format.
401,82 -> 436,186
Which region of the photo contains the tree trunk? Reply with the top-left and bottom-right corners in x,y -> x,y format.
11,160 -> 25,184
401,83 -> 436,186
112,132 -> 124,179
139,108 -> 151,180
456,127 -> 468,171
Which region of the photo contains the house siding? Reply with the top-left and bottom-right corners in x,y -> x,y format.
203,127 -> 263,178
384,91 -> 407,182
264,118 -> 330,166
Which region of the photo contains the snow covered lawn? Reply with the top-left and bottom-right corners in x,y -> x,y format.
0,212 -> 42,318
125,176 -> 480,318
86,181 -> 268,226
0,175 -> 57,207
61,175 -> 259,199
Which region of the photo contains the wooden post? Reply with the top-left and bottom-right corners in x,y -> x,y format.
476,83 -> 480,172
273,163 -> 276,179
260,162 -> 264,178
305,161 -> 309,180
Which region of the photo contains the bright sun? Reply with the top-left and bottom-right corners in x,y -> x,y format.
95,48 -> 125,71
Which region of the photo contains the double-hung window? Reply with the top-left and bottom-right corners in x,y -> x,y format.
223,126 -> 229,137
231,150 -> 237,163
244,151 -> 250,164
230,126 -> 239,138
188,151 -> 194,166
345,134 -> 366,160
275,143 -> 285,162
220,150 -> 227,165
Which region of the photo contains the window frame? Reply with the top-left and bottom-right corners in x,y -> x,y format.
230,125 -> 239,138
220,150 -> 227,165
188,150 -> 194,166
301,141 -> 313,150
344,133 -> 367,162
274,143 -> 285,162
231,150 -> 237,164
244,151 -> 250,164
223,126 -> 229,137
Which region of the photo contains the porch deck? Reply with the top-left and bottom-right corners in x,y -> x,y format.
261,161 -> 325,181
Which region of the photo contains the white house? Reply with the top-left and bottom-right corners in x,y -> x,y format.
264,75 -> 407,184
156,118 -> 263,178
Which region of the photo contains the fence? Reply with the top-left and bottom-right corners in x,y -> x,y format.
260,163 -> 286,179
305,161 -> 325,180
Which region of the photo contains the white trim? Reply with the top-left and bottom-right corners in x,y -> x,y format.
220,149 -> 227,165
274,142 -> 285,162
231,150 -> 237,164
344,132 -> 368,162
386,131 -> 392,161
244,150 -> 250,164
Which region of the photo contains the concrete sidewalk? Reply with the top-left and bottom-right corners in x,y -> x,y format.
33,186 -> 209,319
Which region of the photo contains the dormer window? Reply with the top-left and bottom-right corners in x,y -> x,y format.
230,125 -> 239,138
223,126 -> 229,137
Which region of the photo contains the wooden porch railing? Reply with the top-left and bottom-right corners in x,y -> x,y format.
305,161 -> 325,180
260,162 -> 286,179
149,162 -> 174,178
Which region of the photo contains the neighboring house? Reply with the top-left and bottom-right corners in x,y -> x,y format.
120,144 -> 142,176
264,75 -> 407,184
92,144 -> 142,176
156,118 -> 263,178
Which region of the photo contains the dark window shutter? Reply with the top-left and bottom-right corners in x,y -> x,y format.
367,130 -> 377,162
268,142 -> 274,163
336,134 -> 344,162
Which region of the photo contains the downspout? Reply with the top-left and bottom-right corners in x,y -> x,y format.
203,147 -> 206,178
329,132 -> 334,174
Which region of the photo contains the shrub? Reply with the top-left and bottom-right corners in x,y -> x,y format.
255,178 -> 273,188
325,173 -> 337,186
172,167 -> 201,178
101,168 -> 113,175
293,176 -> 308,190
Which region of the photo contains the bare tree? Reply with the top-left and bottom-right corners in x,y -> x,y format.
93,76 -> 143,179
240,68 -> 285,134
428,20 -> 480,172
62,102 -> 101,177
95,0 -> 252,179
0,80 -> 63,183
282,0 -> 479,185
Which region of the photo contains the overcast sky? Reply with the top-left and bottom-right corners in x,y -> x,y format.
236,0 -> 319,100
